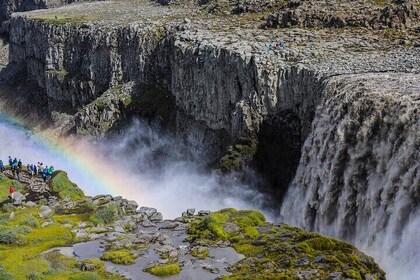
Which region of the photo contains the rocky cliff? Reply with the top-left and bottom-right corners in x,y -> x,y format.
6,0 -> 419,189
0,0 -> 81,33
1,0 -> 419,277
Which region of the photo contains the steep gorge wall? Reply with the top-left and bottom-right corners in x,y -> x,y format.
8,17 -> 326,170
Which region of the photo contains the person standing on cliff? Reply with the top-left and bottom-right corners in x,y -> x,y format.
9,186 -> 14,201
8,156 -> 13,170
33,164 -> 37,177
0,160 -> 4,173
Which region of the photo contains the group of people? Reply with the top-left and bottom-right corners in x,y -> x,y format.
0,156 -> 55,182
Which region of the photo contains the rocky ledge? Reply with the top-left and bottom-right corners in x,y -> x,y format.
2,0 -> 419,172
0,170 -> 385,279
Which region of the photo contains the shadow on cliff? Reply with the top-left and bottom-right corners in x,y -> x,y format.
251,110 -> 303,203
0,62 -> 51,127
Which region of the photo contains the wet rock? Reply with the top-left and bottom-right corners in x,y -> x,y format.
203,266 -> 220,274
155,244 -> 176,255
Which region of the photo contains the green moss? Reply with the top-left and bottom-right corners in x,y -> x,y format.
90,204 -> 117,225
219,138 -> 257,172
188,208 -> 266,243
233,244 -> 265,256
344,269 -> 363,280
244,226 -> 259,239
187,208 -> 385,280
49,171 -> 84,200
190,247 -> 209,259
0,264 -> 15,280
144,263 -> 181,276
0,174 -> 28,202
100,250 -> 136,265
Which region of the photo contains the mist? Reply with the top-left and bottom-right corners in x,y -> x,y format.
0,116 -> 269,219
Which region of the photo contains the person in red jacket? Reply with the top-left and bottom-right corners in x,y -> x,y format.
9,186 -> 14,201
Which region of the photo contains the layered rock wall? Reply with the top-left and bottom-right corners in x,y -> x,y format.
8,17 -> 326,142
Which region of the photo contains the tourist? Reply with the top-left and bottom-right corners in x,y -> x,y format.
42,166 -> 49,182
33,164 -> 37,177
0,160 -> 4,173
16,167 -> 21,181
9,185 -> 14,201
12,158 -> 18,170
48,166 -> 54,180
18,159 -> 22,169
8,156 -> 12,170
27,164 -> 33,178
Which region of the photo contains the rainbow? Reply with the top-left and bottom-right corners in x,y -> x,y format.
0,110 -> 143,203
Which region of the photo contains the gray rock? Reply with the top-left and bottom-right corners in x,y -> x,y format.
76,230 -> 88,239
114,226 -> 125,233
198,210 -> 211,216
142,220 -> 157,227
25,201 -> 37,207
137,207 -> 157,217
149,212 -> 163,222
159,222 -> 179,230
223,222 -> 240,233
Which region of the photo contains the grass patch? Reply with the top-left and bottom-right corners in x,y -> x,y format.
100,250 -> 136,265
144,263 -> 181,277
90,204 -> 117,225
49,171 -> 84,200
190,247 -> 209,259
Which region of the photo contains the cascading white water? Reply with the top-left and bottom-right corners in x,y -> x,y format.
280,73 -> 420,280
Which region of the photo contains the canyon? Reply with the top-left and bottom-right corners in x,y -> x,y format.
0,0 -> 419,279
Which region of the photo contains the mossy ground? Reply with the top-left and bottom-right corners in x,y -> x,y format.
187,209 -> 385,280
100,250 -> 136,265
144,263 -> 181,277
49,171 -> 84,200
0,177 -> 122,280
0,173 -> 27,201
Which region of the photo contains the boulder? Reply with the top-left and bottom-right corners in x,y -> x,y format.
137,207 -> 157,217
149,212 -> 163,222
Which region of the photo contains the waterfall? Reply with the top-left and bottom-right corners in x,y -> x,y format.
280,73 -> 420,279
